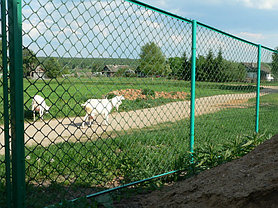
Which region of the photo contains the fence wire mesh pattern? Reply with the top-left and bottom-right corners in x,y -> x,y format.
0,0 -> 278,207
22,0 -> 192,206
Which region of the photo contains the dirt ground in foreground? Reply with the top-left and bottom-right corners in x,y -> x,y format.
115,134 -> 278,208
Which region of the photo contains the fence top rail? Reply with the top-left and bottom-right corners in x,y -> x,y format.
126,0 -> 278,54
261,45 -> 278,54
125,0 -> 192,23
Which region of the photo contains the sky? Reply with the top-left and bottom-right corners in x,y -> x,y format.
21,0 -> 277,61
139,0 -> 278,49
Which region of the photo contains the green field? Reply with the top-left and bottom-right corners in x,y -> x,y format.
0,92 -> 272,207
0,77 -> 260,123
0,77 -> 276,207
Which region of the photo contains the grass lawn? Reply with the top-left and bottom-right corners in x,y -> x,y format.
0,77 -> 260,124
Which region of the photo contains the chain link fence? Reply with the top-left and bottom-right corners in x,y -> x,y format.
0,0 -> 277,207
22,1 -> 192,206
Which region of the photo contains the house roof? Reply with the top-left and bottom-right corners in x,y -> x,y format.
103,65 -> 129,72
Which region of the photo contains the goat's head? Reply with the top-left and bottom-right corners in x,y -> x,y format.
112,95 -> 125,111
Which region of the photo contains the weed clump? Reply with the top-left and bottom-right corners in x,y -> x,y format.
142,88 -> 155,97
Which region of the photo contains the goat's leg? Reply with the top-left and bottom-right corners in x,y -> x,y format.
104,114 -> 109,125
82,114 -> 88,128
89,113 -> 95,126
40,110 -> 44,121
33,111 -> 36,122
88,115 -> 92,127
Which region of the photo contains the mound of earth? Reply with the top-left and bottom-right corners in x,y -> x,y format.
108,89 -> 188,100
115,134 -> 278,208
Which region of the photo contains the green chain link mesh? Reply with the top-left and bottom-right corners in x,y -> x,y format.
0,0 -> 277,207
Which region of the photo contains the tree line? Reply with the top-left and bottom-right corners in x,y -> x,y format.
138,42 -> 278,81
0,40 -> 277,81
138,42 -> 247,82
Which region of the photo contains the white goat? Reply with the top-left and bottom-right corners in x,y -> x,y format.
31,95 -> 51,121
81,95 -> 125,127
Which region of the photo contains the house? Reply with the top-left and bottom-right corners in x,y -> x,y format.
102,65 -> 129,77
243,62 -> 274,82
30,66 -> 46,79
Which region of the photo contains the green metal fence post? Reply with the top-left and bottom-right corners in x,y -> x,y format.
190,20 -> 197,159
8,0 -> 25,207
255,44 -> 261,133
1,0 -> 12,207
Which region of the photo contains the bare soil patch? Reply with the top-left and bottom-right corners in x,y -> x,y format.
215,98 -> 251,109
115,134 -> 278,208
108,89 -> 188,100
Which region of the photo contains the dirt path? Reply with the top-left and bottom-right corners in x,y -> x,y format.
0,92 -> 267,154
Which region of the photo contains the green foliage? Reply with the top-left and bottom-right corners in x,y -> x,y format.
168,52 -> 190,80
44,57 -> 63,78
38,57 -> 139,73
195,49 -> 246,82
191,132 -> 269,174
139,42 -> 171,76
272,48 -> 278,79
91,62 -> 102,72
23,48 -> 38,77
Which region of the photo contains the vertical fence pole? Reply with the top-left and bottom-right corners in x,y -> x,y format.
255,44 -> 261,133
1,0 -> 12,207
190,20 -> 197,159
8,0 -> 25,207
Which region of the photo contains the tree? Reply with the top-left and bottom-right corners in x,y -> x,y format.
139,42 -> 171,76
168,52 -> 190,80
203,49 -> 216,81
91,62 -> 102,72
169,57 -> 183,78
214,49 -> 225,82
44,57 -> 62,78
196,55 -> 206,81
272,48 -> 278,79
23,48 -> 38,77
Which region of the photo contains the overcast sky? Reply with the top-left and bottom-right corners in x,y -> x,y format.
139,0 -> 278,49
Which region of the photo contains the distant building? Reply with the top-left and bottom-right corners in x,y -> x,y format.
243,62 -> 274,82
102,65 -> 129,77
75,72 -> 94,78
30,66 -> 46,79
